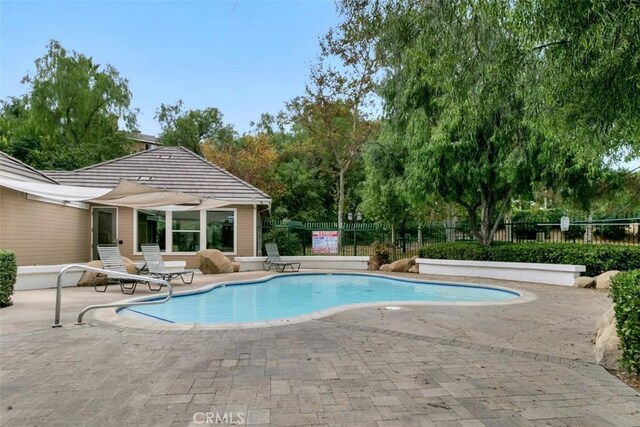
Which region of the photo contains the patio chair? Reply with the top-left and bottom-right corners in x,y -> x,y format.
263,242 -> 301,273
140,244 -> 195,284
96,244 -> 157,294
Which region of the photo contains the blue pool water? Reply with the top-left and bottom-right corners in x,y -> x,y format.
120,273 -> 519,324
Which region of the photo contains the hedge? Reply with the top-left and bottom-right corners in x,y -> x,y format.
418,242 -> 640,277
0,250 -> 17,308
610,270 -> 640,374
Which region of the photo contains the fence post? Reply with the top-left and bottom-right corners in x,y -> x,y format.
584,213 -> 593,243
504,215 -> 513,242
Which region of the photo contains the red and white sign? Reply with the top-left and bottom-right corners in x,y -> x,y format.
312,230 -> 339,254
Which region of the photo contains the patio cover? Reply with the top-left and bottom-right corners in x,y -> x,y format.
0,177 -> 232,210
90,180 -> 202,208
0,177 -> 109,201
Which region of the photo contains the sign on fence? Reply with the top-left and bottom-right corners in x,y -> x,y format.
312,231 -> 339,254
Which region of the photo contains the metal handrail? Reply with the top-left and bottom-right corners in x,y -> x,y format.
53,264 -> 173,328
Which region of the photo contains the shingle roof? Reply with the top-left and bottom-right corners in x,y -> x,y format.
128,132 -> 160,144
0,151 -> 58,184
46,146 -> 271,203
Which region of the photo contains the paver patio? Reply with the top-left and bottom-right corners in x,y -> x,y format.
1,272 -> 639,426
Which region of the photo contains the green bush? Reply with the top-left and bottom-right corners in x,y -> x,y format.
418,242 -> 640,277
263,228 -> 303,256
596,225 -> 628,241
0,250 -> 17,308
610,270 -> 640,374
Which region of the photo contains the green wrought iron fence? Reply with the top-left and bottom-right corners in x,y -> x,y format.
261,217 -> 640,260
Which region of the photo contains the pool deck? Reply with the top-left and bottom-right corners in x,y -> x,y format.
1,271 -> 639,426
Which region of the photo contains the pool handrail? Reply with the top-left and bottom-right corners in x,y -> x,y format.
53,264 -> 173,328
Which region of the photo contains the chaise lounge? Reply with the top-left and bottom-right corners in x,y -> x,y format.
263,242 -> 301,272
96,244 -> 158,294
140,243 -> 195,284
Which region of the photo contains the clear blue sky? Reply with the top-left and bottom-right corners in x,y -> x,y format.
0,0 -> 339,135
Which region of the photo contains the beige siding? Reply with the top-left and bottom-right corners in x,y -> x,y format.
0,187 -> 90,266
116,205 -> 257,268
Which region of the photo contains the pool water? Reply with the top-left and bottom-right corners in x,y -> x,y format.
120,273 -> 519,324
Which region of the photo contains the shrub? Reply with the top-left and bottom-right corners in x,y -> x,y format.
371,241 -> 392,266
262,228 -> 303,256
0,250 -> 17,308
610,270 -> 640,374
418,242 -> 640,277
596,225 -> 628,241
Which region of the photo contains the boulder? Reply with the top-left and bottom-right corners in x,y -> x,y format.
121,257 -> 138,274
197,249 -> 233,274
595,270 -> 620,290
596,306 -> 615,332
77,260 -> 108,287
379,264 -> 391,272
77,257 -> 137,286
594,305 -> 622,370
231,261 -> 240,273
388,257 -> 416,273
595,322 -> 622,370
408,265 -> 419,274
368,261 -> 380,271
574,276 -> 596,288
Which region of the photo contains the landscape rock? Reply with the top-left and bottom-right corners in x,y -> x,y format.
121,257 -> 138,274
77,257 -> 137,286
595,322 -> 622,370
368,261 -> 380,271
379,264 -> 391,272
574,276 -> 596,288
197,249 -> 233,274
594,305 -> 622,370
77,260 -> 108,286
596,306 -> 615,332
408,265 -> 419,274
595,270 -> 620,290
388,257 -> 416,273
231,261 -> 240,272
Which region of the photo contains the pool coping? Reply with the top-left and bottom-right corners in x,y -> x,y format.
88,271 -> 537,331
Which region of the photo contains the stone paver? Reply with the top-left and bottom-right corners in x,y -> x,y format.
1,272 -> 639,426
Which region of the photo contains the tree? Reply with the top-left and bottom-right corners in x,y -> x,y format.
302,4 -> 380,230
0,97 -> 41,165
203,133 -> 282,198
1,40 -> 137,169
361,133 -> 411,231
521,0 -> 640,160
272,158 -> 328,222
346,0 -> 550,245
156,100 -> 236,155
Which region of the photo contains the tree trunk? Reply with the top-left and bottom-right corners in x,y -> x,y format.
337,167 -> 345,230
467,188 -> 513,246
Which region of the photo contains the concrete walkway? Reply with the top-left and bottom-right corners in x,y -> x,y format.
1,271 -> 639,426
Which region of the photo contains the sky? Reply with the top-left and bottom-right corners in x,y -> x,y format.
0,0 -> 339,136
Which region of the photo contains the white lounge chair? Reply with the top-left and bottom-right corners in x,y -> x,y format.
140,244 -> 195,284
96,244 -> 157,294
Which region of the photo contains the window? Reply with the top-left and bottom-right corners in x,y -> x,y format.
172,211 -> 200,252
135,209 -> 237,254
207,210 -> 235,252
137,210 -> 166,251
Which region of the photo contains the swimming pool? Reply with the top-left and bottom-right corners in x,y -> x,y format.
119,273 -> 520,325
